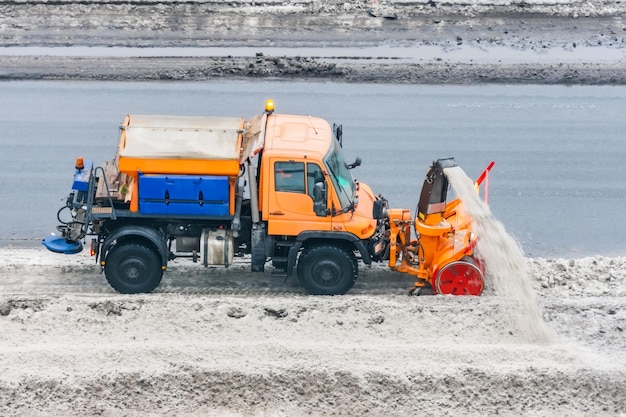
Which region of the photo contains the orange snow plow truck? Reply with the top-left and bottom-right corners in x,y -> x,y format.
43,101 -> 493,296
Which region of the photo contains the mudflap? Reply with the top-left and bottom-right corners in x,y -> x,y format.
251,223 -> 267,272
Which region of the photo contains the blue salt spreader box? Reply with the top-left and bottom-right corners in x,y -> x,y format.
138,174 -> 230,217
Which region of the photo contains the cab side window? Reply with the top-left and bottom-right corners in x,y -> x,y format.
275,161 -> 305,193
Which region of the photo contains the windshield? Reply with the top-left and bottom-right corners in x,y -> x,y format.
324,137 -> 356,210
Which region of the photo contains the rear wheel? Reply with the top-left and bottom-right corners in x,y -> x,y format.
104,243 -> 163,294
297,244 -> 358,295
434,256 -> 484,296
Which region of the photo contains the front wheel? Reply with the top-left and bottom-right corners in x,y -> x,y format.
104,243 -> 163,294
297,244 -> 358,295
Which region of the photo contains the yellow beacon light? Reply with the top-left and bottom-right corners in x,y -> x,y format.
265,99 -> 275,114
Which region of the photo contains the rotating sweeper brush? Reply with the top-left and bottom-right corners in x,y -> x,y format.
42,158 -> 95,255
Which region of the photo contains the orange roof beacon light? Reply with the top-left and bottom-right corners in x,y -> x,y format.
265,99 -> 275,114
75,157 -> 85,171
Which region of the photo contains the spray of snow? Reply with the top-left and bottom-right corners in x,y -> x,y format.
444,166 -> 553,343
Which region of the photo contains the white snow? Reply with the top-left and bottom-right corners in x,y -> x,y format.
0,247 -> 625,416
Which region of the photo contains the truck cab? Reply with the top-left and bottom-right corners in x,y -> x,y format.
254,110 -> 384,294
262,113 -> 377,238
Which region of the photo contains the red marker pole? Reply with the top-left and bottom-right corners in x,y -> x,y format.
474,161 -> 495,204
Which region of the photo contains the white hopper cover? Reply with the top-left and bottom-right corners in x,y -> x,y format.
240,114 -> 266,164
119,115 -> 243,160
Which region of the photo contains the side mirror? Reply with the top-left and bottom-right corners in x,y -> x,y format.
313,182 -> 328,217
333,123 -> 343,147
372,198 -> 388,220
348,157 -> 362,169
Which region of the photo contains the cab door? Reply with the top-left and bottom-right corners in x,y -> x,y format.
267,159 -> 331,236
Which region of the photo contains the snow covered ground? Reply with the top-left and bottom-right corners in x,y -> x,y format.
0,248 -> 625,416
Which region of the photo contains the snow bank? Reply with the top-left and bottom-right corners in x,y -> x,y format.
1,248 -> 625,416
529,256 -> 626,297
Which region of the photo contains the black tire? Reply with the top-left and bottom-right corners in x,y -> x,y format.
297,244 -> 358,295
104,243 -> 163,294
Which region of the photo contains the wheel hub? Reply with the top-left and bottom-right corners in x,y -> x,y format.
121,260 -> 144,281
315,260 -> 341,285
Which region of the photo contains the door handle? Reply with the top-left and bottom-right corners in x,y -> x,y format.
269,211 -> 284,216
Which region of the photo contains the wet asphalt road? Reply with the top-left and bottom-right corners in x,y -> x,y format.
1,80 -> 625,257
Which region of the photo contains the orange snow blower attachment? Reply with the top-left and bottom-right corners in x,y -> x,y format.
387,158 -> 494,296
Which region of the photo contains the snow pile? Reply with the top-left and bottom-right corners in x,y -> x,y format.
529,256 -> 626,297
